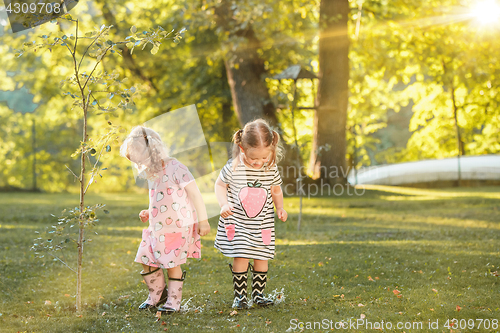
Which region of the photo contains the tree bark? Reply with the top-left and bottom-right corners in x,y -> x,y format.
309,0 -> 350,185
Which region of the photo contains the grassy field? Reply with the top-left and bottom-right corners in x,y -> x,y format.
0,186 -> 499,333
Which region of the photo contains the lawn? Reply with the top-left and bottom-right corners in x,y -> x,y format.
0,186 -> 499,332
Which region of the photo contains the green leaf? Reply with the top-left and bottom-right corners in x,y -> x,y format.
106,145 -> 111,152
130,25 -> 137,33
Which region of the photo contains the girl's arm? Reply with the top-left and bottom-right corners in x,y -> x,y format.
184,181 -> 210,236
215,177 -> 233,218
271,185 -> 287,222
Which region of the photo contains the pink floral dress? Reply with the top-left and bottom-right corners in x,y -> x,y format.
135,160 -> 201,269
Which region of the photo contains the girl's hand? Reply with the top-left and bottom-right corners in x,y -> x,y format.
220,204 -> 234,219
197,221 -> 211,236
139,210 -> 149,223
277,208 -> 287,222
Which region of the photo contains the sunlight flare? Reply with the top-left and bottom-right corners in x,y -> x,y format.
471,0 -> 500,24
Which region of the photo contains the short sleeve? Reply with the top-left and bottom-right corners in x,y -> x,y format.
219,159 -> 234,184
271,166 -> 283,186
174,162 -> 195,189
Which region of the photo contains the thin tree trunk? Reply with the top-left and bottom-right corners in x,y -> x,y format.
309,0 -> 350,185
450,79 -> 464,187
77,101 -> 86,312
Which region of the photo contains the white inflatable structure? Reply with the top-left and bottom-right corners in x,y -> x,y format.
348,155 -> 500,185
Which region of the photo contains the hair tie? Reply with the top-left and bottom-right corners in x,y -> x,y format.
141,127 -> 149,147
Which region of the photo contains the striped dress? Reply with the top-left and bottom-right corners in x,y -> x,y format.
214,158 -> 283,260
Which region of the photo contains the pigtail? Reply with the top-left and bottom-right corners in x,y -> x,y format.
231,129 -> 244,170
265,129 -> 284,170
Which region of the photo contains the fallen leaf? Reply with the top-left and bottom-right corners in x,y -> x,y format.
230,310 -> 238,316
456,305 -> 461,312
368,276 -> 374,281
432,289 -> 438,293
375,277 -> 380,280
358,303 -> 365,307
318,262 -> 324,267
360,314 -> 366,319
393,290 -> 401,296
214,290 -> 218,294
430,308 -> 434,311
44,300 -> 51,305
265,320 -> 272,324
354,275 -> 359,278
64,294 -> 71,297
101,312 -> 106,316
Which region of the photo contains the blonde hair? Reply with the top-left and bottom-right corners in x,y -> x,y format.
120,126 -> 174,179
232,119 -> 284,171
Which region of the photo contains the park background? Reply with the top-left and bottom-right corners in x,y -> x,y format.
0,0 -> 499,332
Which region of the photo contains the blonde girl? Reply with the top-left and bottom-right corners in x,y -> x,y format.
214,119 -> 287,309
121,126 -> 210,314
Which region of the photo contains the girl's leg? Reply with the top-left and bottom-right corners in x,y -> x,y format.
139,264 -> 168,310
141,264 -> 155,273
250,259 -> 273,306
229,257 -> 250,309
252,259 -> 268,272
158,265 -> 187,314
233,258 -> 249,271
166,265 -> 183,279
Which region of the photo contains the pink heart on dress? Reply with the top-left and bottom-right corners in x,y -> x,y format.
225,225 -> 235,241
261,229 -> 272,245
163,232 -> 183,251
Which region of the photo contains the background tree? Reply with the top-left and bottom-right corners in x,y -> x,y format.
309,0 -> 350,184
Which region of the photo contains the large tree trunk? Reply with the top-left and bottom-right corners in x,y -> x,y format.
309,0 -> 350,185
214,1 -> 298,185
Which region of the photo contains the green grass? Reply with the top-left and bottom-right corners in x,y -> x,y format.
0,186 -> 499,332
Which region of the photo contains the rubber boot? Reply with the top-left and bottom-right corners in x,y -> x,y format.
157,271 -> 186,314
229,263 -> 249,309
250,264 -> 274,306
139,267 -> 168,311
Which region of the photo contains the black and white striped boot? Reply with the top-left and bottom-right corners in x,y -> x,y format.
250,265 -> 274,307
229,264 -> 249,309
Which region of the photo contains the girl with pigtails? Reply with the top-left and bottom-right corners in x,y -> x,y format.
214,119 -> 288,309
120,126 -> 210,315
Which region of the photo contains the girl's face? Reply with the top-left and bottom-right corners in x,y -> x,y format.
241,146 -> 272,169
